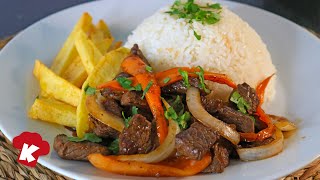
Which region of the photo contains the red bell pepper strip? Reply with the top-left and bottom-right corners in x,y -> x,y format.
88,153 -> 212,177
121,55 -> 148,76
240,74 -> 275,142
155,67 -> 237,88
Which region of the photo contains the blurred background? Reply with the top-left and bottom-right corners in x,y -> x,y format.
0,0 -> 319,38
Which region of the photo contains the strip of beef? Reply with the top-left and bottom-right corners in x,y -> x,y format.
236,83 -> 259,114
201,96 -> 224,114
89,115 -> 119,139
101,97 -> 123,117
53,134 -> 109,161
201,96 -> 255,133
175,122 -> 219,160
217,106 -> 255,133
114,72 -> 132,79
240,137 -> 275,148
119,114 -> 155,155
162,78 -> 208,95
130,44 -> 150,65
202,140 -> 231,173
100,88 -> 124,101
121,91 -> 149,109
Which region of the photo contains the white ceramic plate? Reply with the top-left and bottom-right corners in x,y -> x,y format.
0,0 -> 319,179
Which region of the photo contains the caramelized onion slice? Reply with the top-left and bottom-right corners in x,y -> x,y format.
186,87 -> 240,145
117,119 -> 179,163
86,95 -> 125,132
237,128 -> 284,161
269,114 -> 297,131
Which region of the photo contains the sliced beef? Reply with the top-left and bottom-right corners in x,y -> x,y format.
114,72 -> 132,79
119,114 -> 155,155
254,116 -> 268,131
217,106 -> 255,133
89,115 -> 119,139
202,142 -> 230,173
130,44 -> 150,65
175,122 -> 219,160
100,88 -> 124,101
162,78 -> 207,95
240,137 -> 274,148
121,91 -> 149,109
101,98 -> 123,117
201,96 -> 224,114
236,83 -> 259,114
53,134 -> 109,161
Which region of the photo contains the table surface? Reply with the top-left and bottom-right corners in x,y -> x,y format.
0,0 -> 319,39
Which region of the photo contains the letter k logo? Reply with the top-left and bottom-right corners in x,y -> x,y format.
13,132 -> 50,167
19,143 -> 40,163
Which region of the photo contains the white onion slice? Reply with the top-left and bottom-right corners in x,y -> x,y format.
117,119 -> 179,163
237,128 -> 284,161
86,95 -> 125,132
186,87 -> 240,145
269,114 -> 297,131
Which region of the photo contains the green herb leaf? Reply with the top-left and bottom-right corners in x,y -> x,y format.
145,65 -> 153,73
178,69 -> 190,88
163,77 -> 171,84
167,0 -> 222,40
122,106 -> 139,127
193,30 -> 201,40
249,116 -> 256,123
164,106 -> 190,130
84,85 -> 96,95
195,66 -> 210,93
141,81 -> 153,99
108,138 -> 119,154
230,91 -> 251,114
168,95 -> 184,115
67,133 -> 102,143
116,77 -> 142,91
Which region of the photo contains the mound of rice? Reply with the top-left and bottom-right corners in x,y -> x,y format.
125,1 -> 276,101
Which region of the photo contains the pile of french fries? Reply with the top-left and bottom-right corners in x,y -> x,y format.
28,12 -> 130,138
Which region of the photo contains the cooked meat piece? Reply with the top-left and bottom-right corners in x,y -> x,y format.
217,106 -> 255,133
175,122 -> 219,160
114,72 -> 132,79
121,91 -> 149,109
100,88 -> 124,101
119,114 -> 154,155
53,134 -> 109,161
101,98 -> 123,117
162,78 -> 207,95
89,115 -> 119,139
236,83 -> 259,114
254,116 -> 268,131
202,142 -> 230,173
201,96 -> 224,114
130,44 -> 150,65
240,137 -> 275,148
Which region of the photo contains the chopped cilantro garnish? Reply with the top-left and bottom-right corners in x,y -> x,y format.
145,65 -> 153,72
141,81 -> 153,99
84,85 -> 96,95
165,106 -> 190,130
67,133 -> 102,143
195,66 -> 210,93
166,0 -> 222,40
122,106 -> 139,127
163,77 -> 171,84
116,77 -> 142,91
178,69 -> 190,88
230,91 -> 251,114
108,138 -> 119,154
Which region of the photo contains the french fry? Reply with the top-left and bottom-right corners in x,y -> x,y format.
109,41 -> 123,51
75,30 -> 103,74
61,56 -> 88,88
76,47 -> 130,138
51,12 -> 92,75
96,19 -> 112,39
28,98 -> 76,127
34,60 -> 81,107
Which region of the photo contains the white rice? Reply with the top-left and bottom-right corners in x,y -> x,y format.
125,1 -> 276,101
